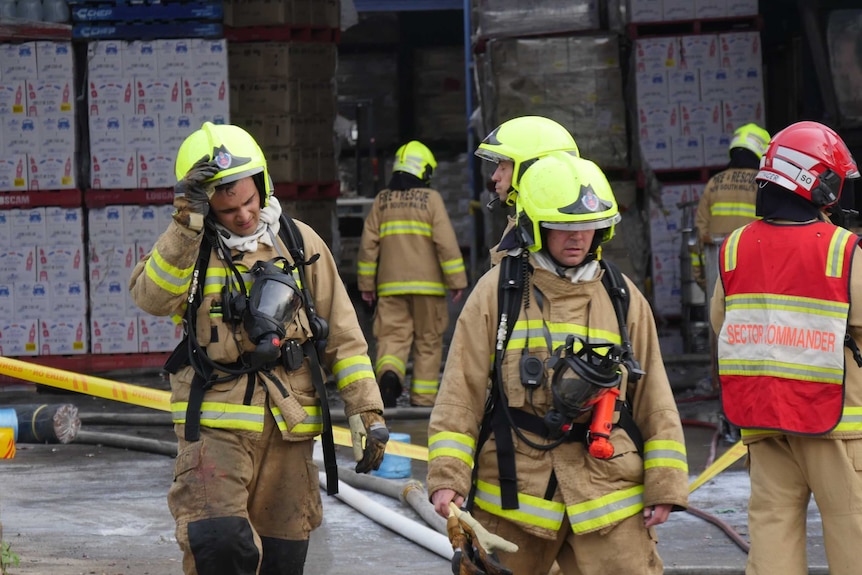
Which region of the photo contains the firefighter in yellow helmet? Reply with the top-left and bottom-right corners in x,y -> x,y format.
427,152 -> 688,575
694,123 -> 770,402
129,122 -> 388,575
357,140 -> 468,407
475,115 -> 580,266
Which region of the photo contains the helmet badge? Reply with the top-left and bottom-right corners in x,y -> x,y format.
215,150 -> 232,169
580,184 -> 600,212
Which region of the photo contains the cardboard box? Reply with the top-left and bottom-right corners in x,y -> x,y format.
36,244 -> 85,282
40,317 -> 88,355
667,68 -> 700,104
0,43 -> 38,82
49,280 -> 87,316
88,78 -> 135,116
90,317 -> 138,354
30,152 -> 76,191
26,79 -> 74,116
90,151 -> 137,189
138,314 -> 183,353
0,155 -> 28,192
87,41 -> 124,81
0,319 -> 39,356
0,81 -> 26,115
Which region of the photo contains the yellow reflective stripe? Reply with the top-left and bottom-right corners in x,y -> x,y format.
428,431 -> 475,467
643,439 -> 688,472
691,252 -> 703,266
358,261 -> 377,276
378,281 -> 446,296
507,320 -> 621,352
725,293 -> 848,319
145,248 -> 194,295
376,355 -> 406,376
719,359 -> 843,384
204,266 -> 251,296
474,480 -> 566,531
723,227 -> 744,272
332,355 -> 375,390
441,258 -> 466,275
711,202 -> 756,218
380,220 -> 432,237
740,428 -> 780,437
171,401 -> 265,432
411,379 -> 438,394
826,227 -> 854,278
272,405 -> 323,434
833,406 -> 862,432
567,485 -> 644,533
171,313 -> 184,324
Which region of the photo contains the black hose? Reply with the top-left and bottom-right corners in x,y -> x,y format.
14,404 -> 80,444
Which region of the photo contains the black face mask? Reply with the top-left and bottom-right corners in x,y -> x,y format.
242,258 -> 302,367
546,335 -> 622,420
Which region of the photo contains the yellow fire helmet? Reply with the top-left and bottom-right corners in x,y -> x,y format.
393,140 -> 437,185
475,115 -> 579,204
516,151 -> 620,253
175,121 -> 273,205
728,123 -> 771,159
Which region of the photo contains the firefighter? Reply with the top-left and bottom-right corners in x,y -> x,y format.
129,122 -> 388,575
711,120 -> 862,575
475,115 -> 580,266
357,141 -> 468,407
694,122 -> 771,288
694,122 -> 771,400
427,152 -> 689,575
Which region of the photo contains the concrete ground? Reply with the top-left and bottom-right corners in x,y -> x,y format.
0,370 -> 831,575
0,289 -> 831,574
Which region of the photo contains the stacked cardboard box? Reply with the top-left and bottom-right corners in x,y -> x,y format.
628,0 -> 758,22
87,203 -> 181,354
230,42 -> 338,184
87,38 -> 230,189
482,34 -> 628,169
634,31 -> 764,169
0,41 -> 76,192
0,206 -> 87,355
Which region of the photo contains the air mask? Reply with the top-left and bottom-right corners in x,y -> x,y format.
242,258 -> 303,368
544,335 -> 622,439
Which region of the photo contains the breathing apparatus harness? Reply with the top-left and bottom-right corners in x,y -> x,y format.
467,251 -> 644,511
164,213 -> 341,495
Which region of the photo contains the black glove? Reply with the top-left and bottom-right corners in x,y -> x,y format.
173,155 -> 220,231
351,411 -> 389,474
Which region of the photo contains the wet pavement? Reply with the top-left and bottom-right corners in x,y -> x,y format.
0,366 -> 831,575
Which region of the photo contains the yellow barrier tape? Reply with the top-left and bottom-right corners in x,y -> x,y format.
0,356 -> 428,461
332,426 -> 429,462
689,440 -> 747,493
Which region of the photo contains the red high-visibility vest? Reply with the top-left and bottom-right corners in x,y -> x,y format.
718,220 -> 858,434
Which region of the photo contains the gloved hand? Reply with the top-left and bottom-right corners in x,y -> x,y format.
348,411 -> 389,474
447,503 -> 518,575
173,155 -> 220,231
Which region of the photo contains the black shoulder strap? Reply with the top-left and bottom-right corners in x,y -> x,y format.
277,214 -> 339,495
467,254 -> 525,511
599,259 -> 643,384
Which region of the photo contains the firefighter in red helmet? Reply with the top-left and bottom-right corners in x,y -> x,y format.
711,120 -> 862,575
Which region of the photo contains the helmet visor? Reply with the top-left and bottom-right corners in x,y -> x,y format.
541,213 -> 621,232
475,148 -> 513,164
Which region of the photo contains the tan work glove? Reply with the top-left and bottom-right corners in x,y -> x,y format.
447,503 -> 518,575
173,155 -> 219,232
348,411 -> 389,474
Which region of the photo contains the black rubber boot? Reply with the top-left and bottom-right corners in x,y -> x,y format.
379,371 -> 402,408
259,537 -> 309,575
